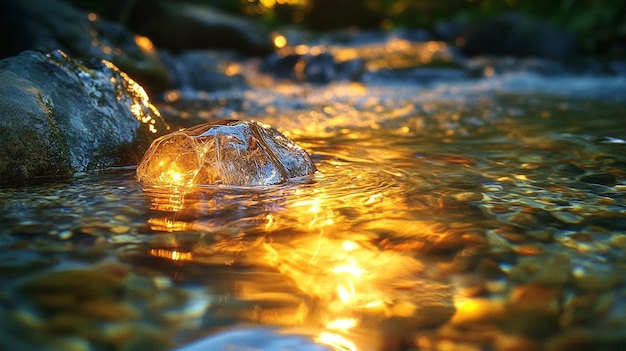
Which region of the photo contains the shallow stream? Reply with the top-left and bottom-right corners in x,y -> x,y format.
1,73 -> 626,350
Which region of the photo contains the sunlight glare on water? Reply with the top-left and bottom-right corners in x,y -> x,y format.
126,78 -> 626,349
141,130 -> 461,349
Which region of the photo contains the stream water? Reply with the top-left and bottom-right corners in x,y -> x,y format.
1,72 -> 626,350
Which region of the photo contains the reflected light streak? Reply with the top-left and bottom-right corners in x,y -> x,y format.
364,193 -> 382,205
317,332 -> 358,351
148,217 -> 189,232
332,258 -> 366,278
265,214 -> 278,231
149,191 -> 186,213
288,196 -> 336,229
265,234 -> 424,349
325,317 -> 358,330
330,40 -> 453,72
149,249 -> 193,261
260,182 -> 431,349
337,283 -> 355,305
100,60 -> 163,134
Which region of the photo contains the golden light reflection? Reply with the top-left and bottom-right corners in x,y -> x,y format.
325,317 -> 358,330
164,90 -> 181,103
147,189 -> 187,213
134,35 -> 155,54
224,63 -> 241,76
259,0 -> 307,9
159,163 -> 185,185
265,229 -> 426,349
248,169 -> 451,350
260,0 -> 276,8
294,44 -> 309,55
148,217 -> 189,232
328,40 -> 452,71
265,214 -> 278,231
143,152 -> 199,189
135,135 -> 462,350
316,332 -> 358,351
101,60 -> 164,134
273,34 -> 288,49
149,249 -> 193,261
309,46 -> 324,56
386,38 -> 411,51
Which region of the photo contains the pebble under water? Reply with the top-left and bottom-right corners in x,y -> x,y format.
1,74 -> 626,351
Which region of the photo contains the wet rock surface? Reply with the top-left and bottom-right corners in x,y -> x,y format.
0,50 -> 166,186
0,0 -> 170,93
137,120 -> 316,187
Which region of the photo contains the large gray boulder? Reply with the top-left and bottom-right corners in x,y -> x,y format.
0,50 -> 168,186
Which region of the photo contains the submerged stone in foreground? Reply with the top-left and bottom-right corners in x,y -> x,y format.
137,120 -> 316,187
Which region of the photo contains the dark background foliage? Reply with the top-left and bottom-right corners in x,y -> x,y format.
235,0 -> 625,53
68,0 -> 625,55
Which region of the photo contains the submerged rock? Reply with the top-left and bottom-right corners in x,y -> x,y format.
580,173 -> 617,186
137,120 -> 316,187
5,260 -> 184,351
0,50 -> 167,186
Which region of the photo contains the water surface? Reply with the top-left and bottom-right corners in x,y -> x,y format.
1,75 -> 626,350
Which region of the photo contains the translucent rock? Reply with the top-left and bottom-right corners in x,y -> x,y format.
137,120 -> 316,187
